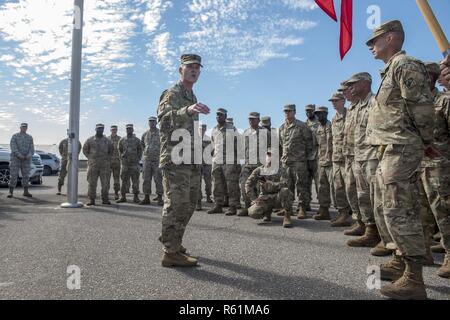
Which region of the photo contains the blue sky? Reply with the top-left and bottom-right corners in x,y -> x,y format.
1,0 -> 449,144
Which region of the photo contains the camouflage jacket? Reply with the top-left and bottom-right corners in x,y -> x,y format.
58,138 -> 82,162
366,51 -> 435,146
354,93 -> 378,161
343,103 -> 358,157
243,126 -> 264,167
157,81 -> 199,168
245,165 -> 288,201
119,135 -> 143,166
316,121 -> 333,167
422,89 -> 450,168
108,135 -> 121,164
279,119 -> 313,164
211,122 -> 239,165
82,135 -> 113,165
331,108 -> 347,162
141,128 -> 160,163
306,118 -> 319,161
10,132 -> 34,159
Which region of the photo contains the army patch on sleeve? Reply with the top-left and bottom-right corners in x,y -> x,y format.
404,78 -> 416,89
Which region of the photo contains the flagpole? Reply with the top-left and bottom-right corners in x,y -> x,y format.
416,0 -> 450,57
61,0 -> 84,208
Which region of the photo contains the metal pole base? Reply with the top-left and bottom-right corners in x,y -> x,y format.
60,202 -> 84,208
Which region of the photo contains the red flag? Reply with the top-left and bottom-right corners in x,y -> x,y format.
315,0 -> 337,21
339,0 -> 352,59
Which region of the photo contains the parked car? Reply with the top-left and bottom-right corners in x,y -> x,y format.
0,147 -> 44,187
36,150 -> 61,176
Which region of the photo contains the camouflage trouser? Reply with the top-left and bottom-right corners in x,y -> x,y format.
307,159 -> 319,205
212,164 -> 241,207
283,161 -> 309,208
332,161 -> 351,210
9,157 -> 31,188
418,165 -> 450,251
353,159 -> 378,225
376,144 -> 426,260
121,164 -> 140,195
161,164 -> 201,254
142,160 -> 163,196
58,159 -> 68,187
240,165 -> 259,209
87,163 -> 111,201
248,188 -> 294,219
317,165 -> 334,208
110,161 -> 121,193
345,156 -> 361,219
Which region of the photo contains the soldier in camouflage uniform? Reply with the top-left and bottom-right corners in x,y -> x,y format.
158,54 -> 209,267
329,93 -> 352,228
247,148 -> 294,228
82,124 -> 113,206
108,125 -> 121,200
239,112 -> 263,217
7,123 -> 34,198
305,104 -> 319,211
279,104 -> 313,219
207,108 -> 241,216
57,137 -> 82,195
314,107 -> 334,221
196,124 -> 213,211
345,73 -> 382,249
117,124 -> 143,204
366,20 -> 437,299
140,117 -> 163,206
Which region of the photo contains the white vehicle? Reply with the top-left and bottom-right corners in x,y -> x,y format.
36,150 -> 61,176
0,147 -> 44,187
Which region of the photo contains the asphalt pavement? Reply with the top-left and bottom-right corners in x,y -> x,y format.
0,173 -> 449,300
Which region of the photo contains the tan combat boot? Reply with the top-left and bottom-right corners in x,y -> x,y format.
140,194 -> 151,205
313,206 -> 330,221
371,241 -> 394,257
7,187 -> 13,198
207,205 -> 223,214
347,224 -> 381,248
86,198 -> 96,206
380,254 -> 405,282
344,220 -> 365,236
161,252 -> 198,268
237,207 -> 248,217
297,206 -> 308,220
437,253 -> 450,279
156,194 -> 164,206
380,260 -> 427,300
331,208 -> 352,227
114,191 -> 120,201
23,187 -> 32,198
283,211 -> 293,228
116,193 -> 127,203
225,206 -> 237,216
133,194 -> 140,203
206,195 -> 213,203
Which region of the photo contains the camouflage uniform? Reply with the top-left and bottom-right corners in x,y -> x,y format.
211,121 -> 241,208
9,132 -> 34,188
367,50 -> 435,259
141,128 -> 163,197
158,81 -> 201,254
58,138 -> 82,191
306,116 -> 320,205
119,134 -> 143,196
343,102 -> 361,218
279,108 -> 313,210
331,108 -> 351,211
82,135 -> 113,202
247,166 -> 293,219
315,119 -> 334,208
108,134 -> 122,195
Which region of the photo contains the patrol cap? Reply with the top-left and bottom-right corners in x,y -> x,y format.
337,82 -> 349,92
148,116 -> 157,121
305,104 -> 316,111
283,104 -> 296,112
328,92 -> 345,101
314,106 -> 329,114
425,62 -> 441,77
180,54 -> 203,67
226,118 -> 234,124
366,20 -> 404,46
248,112 -> 260,119
346,72 -> 372,84
20,123 -> 28,128
110,125 -> 118,130
261,116 -> 271,124
126,124 -> 134,129
216,108 -> 228,115
95,124 -> 105,129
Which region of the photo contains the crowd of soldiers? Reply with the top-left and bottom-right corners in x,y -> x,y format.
4,19 -> 450,300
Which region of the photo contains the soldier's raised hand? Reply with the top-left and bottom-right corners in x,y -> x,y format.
440,55 -> 450,83
187,103 -> 210,116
